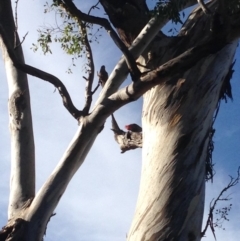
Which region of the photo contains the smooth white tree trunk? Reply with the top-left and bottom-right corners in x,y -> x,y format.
0,0 -> 35,220
127,41 -> 238,241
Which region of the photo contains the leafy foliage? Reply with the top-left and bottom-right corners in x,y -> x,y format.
214,204 -> 232,230
202,168 -> 240,239
31,29 -> 52,54
151,0 -> 189,24
32,2 -> 102,61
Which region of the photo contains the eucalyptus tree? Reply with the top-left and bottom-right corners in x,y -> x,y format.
0,0 -> 239,240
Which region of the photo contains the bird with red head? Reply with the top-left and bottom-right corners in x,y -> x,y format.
125,124 -> 142,133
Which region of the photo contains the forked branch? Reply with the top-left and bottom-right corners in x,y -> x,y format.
102,36 -> 232,113
87,1 -> 100,15
201,167 -> 240,239
0,25 -> 82,120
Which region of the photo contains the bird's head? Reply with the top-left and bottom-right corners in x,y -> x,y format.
125,125 -> 130,130
125,123 -> 142,132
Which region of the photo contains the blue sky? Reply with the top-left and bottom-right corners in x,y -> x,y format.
0,0 -> 239,240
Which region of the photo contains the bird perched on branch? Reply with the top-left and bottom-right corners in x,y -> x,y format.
125,123 -> 142,133
97,65 -> 108,87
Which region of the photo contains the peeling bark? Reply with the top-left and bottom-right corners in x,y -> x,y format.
126,3 -> 239,241
0,218 -> 28,241
127,42 -> 238,241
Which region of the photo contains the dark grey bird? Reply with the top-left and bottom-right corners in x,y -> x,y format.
97,65 -> 108,87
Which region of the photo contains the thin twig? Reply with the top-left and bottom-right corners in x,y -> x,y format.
14,32 -> 28,49
13,0 -> 29,49
91,83 -> 100,95
14,0 -> 20,48
201,167 -> 240,239
88,1 -> 100,15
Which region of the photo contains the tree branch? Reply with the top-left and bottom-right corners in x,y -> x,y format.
59,0 -> 141,81
87,1 -> 100,15
78,21 -> 95,115
100,0 -> 201,47
94,0 -> 232,107
93,20 -> 169,108
201,167 -> 240,238
14,0 -> 20,48
197,0 -> 211,14
96,36 -> 234,119
0,24 -> 82,120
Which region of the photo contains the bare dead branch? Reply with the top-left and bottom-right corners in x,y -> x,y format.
0,25 -> 82,120
59,0 -> 141,81
92,82 -> 100,95
14,32 -> 28,50
87,1 -> 100,15
111,114 -> 122,134
201,167 -> 240,238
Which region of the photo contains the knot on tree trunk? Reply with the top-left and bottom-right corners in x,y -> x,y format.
8,89 -> 26,130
